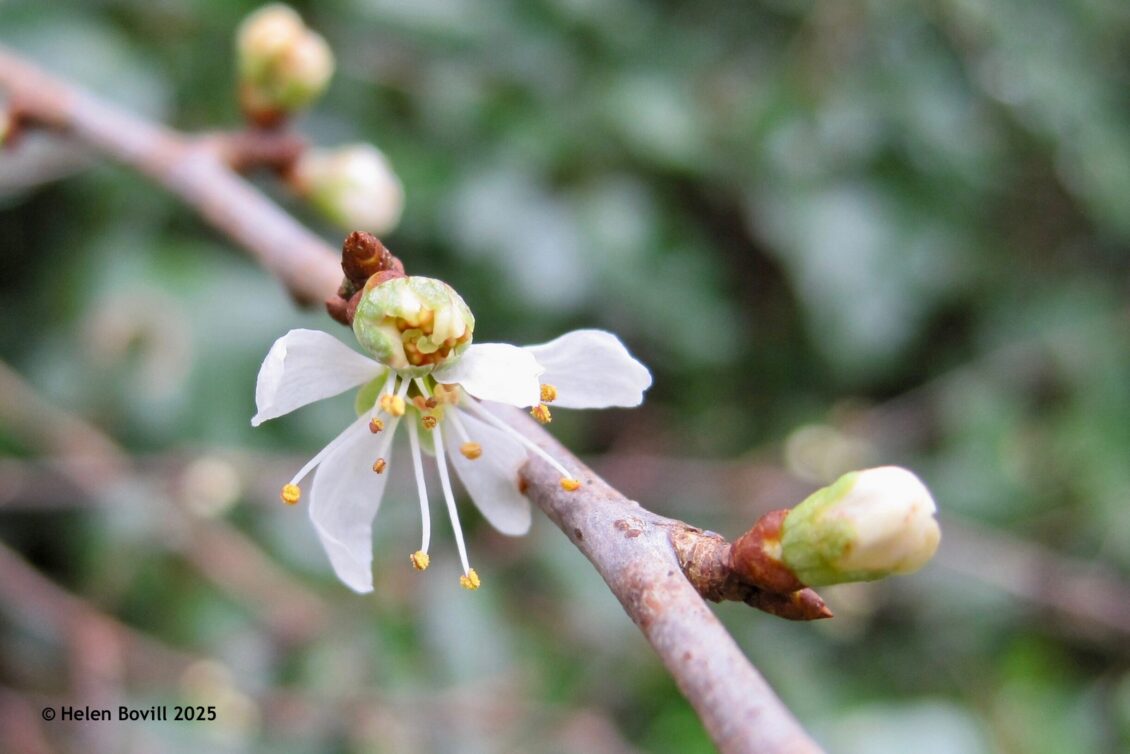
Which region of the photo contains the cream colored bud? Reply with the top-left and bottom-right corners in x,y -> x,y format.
275,33 -> 333,105
236,4 -> 334,120
780,466 -> 940,587
292,145 -> 405,234
238,5 -> 304,76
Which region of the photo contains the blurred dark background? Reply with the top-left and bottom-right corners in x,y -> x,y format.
2,0 -> 1130,752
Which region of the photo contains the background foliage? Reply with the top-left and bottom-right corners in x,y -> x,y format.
2,0 -> 1130,752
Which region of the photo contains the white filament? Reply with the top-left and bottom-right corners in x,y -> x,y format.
406,419 -> 432,554
432,422 -> 471,575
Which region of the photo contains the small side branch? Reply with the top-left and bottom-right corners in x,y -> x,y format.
0,46 -> 338,305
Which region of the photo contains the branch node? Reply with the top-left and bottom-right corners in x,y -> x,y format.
671,523 -> 832,621
731,509 -> 805,594
209,128 -> 307,174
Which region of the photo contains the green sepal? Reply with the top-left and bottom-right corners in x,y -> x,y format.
354,373 -> 387,416
779,471 -> 887,587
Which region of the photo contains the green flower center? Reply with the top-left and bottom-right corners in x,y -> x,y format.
352,276 -> 474,377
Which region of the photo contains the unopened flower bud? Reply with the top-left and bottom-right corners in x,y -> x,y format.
238,5 -> 303,76
291,145 -> 404,234
353,276 -> 474,376
780,466 -> 940,587
236,4 -> 334,125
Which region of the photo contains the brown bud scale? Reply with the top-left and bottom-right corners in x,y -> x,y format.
730,509 -> 805,594
342,231 -> 405,287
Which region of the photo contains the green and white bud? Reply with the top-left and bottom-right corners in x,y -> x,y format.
780,466 -> 940,587
237,5 -> 304,77
291,144 -> 405,234
236,4 -> 334,124
353,276 -> 474,377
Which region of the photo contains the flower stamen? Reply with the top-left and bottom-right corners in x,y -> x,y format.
280,483 -> 301,505
540,383 -> 557,403
365,371 -> 398,431
446,412 -> 483,460
412,378 -> 442,431
432,422 -> 474,582
380,393 -> 406,417
288,412 -> 370,488
407,420 -> 432,560
463,400 -> 578,488
433,383 -> 461,405
372,458 -> 387,474
447,410 -> 472,442
412,377 -> 434,400
530,404 -> 552,423
410,550 -> 430,571
459,569 -> 481,590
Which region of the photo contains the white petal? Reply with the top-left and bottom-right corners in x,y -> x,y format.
253,329 -> 385,426
432,343 -> 544,407
308,419 -> 394,593
444,410 -> 531,535
523,329 -> 652,409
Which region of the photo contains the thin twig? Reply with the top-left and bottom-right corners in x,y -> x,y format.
0,48 -> 338,306
0,45 -> 822,752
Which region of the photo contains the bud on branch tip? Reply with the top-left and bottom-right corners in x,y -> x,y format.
779,466 -> 941,588
236,4 -> 334,126
290,144 -> 405,235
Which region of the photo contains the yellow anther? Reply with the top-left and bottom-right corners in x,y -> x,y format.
422,415 -> 438,430
530,404 -> 552,424
372,457 -> 387,474
540,383 -> 558,403
379,393 -> 406,417
280,484 -> 301,505
368,417 -> 384,434
433,383 -> 461,404
459,569 -> 481,590
560,478 -> 581,492
410,551 -> 430,571
460,442 -> 483,460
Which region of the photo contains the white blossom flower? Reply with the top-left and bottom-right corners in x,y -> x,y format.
253,276 -> 651,593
